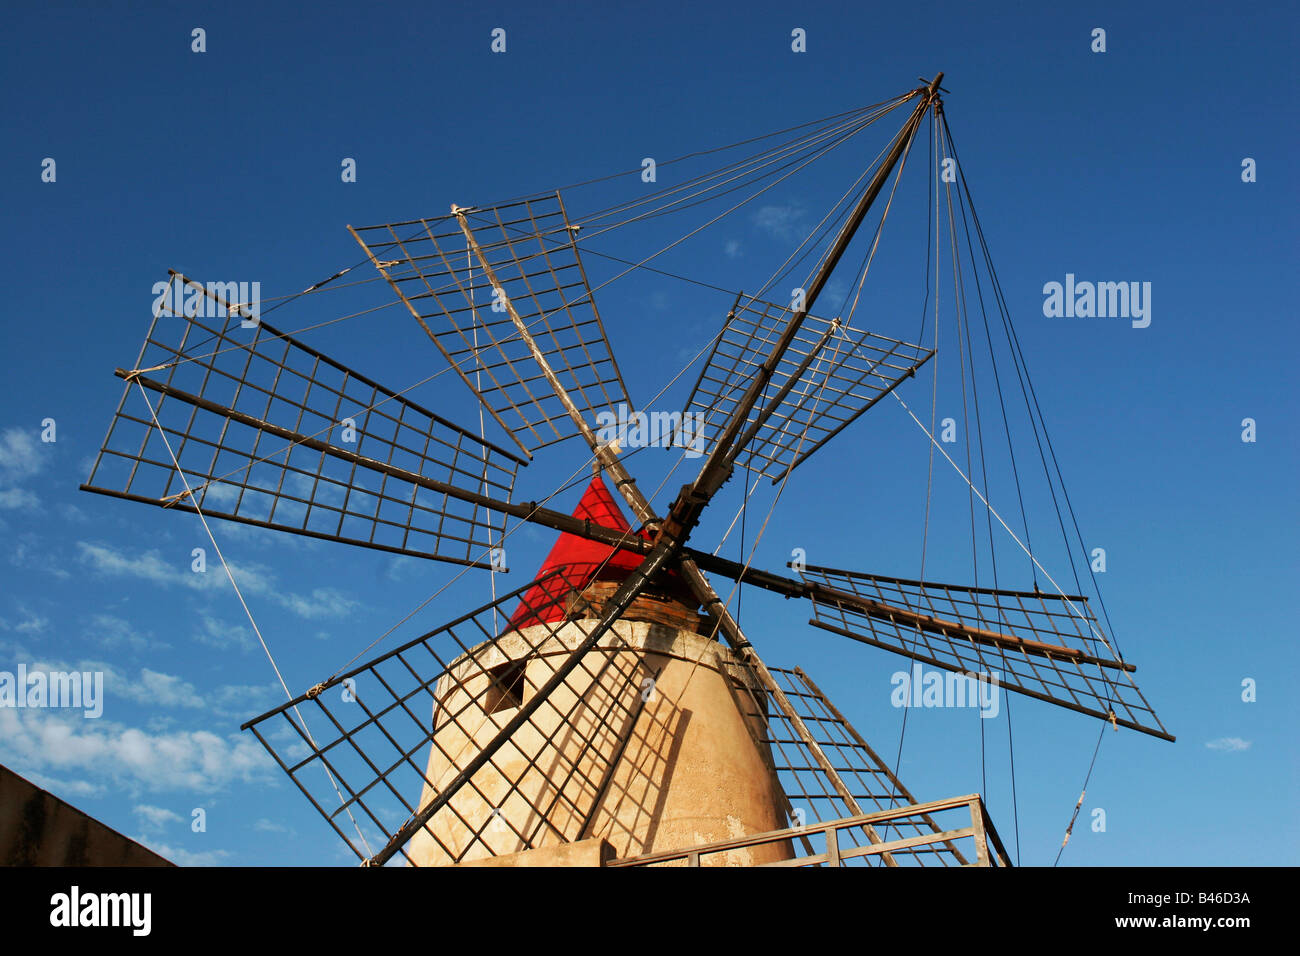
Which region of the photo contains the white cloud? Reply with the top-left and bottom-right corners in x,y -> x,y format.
0,487 -> 39,510
193,613 -> 255,653
0,430 -> 46,513
1205,737 -> 1251,753
385,556 -> 421,582
752,203 -> 806,240
133,804 -> 183,830
821,278 -> 850,310
117,669 -> 205,710
89,613 -> 166,653
0,428 -> 44,480
58,503 -> 90,523
8,533 -> 71,579
1,638 -> 257,716
278,587 -> 359,620
207,681 -> 283,720
76,541 -> 357,621
20,769 -> 105,800
253,818 -> 289,833
130,837 -> 232,867
0,607 -> 49,635
724,239 -> 742,259
76,542 -> 190,588
200,482 -> 242,508
0,707 -> 275,793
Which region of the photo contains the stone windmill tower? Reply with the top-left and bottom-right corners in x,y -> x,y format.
406,474 -> 794,866
81,74 -> 1173,866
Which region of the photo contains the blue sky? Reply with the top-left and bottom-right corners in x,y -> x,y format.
0,0 -> 1295,866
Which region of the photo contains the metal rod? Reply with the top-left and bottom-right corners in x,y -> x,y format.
807,619 -> 1174,742
676,74 -> 944,519
452,208 -> 658,527
346,226 -> 531,458
792,666 -> 968,865
116,371 -> 645,556
807,581 -> 1136,673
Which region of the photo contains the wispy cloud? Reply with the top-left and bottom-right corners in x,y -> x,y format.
0,707 -> 274,793
115,669 -> 205,710
0,488 -> 40,510
133,804 -> 183,831
0,428 -> 44,480
752,203 -> 807,241
76,541 -> 357,621
9,533 -> 71,579
0,428 -> 45,512
20,769 -> 105,800
193,613 -> 255,653
1,637 -> 270,717
206,681 -> 283,720
89,613 -> 168,653
1205,737 -> 1251,753
130,836 -> 232,867
724,239 -> 742,259
0,607 -> 49,635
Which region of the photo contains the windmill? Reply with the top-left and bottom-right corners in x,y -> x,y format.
80,73 -> 1172,867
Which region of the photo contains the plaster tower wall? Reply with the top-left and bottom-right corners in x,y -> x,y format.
406,617 -> 792,866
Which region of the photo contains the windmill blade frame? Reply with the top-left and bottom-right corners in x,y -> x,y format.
80,273 -> 526,569
730,665 -> 974,866
681,294 -> 934,482
674,550 -> 1173,741
350,192 -> 632,458
796,564 -> 1173,741
242,566 -> 661,866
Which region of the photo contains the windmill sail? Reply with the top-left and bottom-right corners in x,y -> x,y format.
350,193 -> 632,456
81,275 -> 525,569
243,566 -> 652,866
796,564 -> 1172,740
682,296 -> 933,481
732,666 -> 975,866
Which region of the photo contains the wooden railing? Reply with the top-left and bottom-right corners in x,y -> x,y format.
608,794 -> 1012,867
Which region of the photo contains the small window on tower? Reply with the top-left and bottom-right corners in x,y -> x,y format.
483,660 -> 527,714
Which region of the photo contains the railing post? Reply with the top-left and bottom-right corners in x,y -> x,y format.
971,797 -> 990,866
826,825 -> 840,867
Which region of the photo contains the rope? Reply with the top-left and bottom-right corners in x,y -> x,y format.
486,96 -> 912,212
468,240 -> 500,637
888,390 -> 1119,658
129,380 -> 375,858
941,110 -> 1120,667
895,112 -> 941,785
571,98 -> 910,232
575,106 -> 895,234
1054,723 -> 1106,866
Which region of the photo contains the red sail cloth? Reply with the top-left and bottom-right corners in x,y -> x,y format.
506,475 -> 652,630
